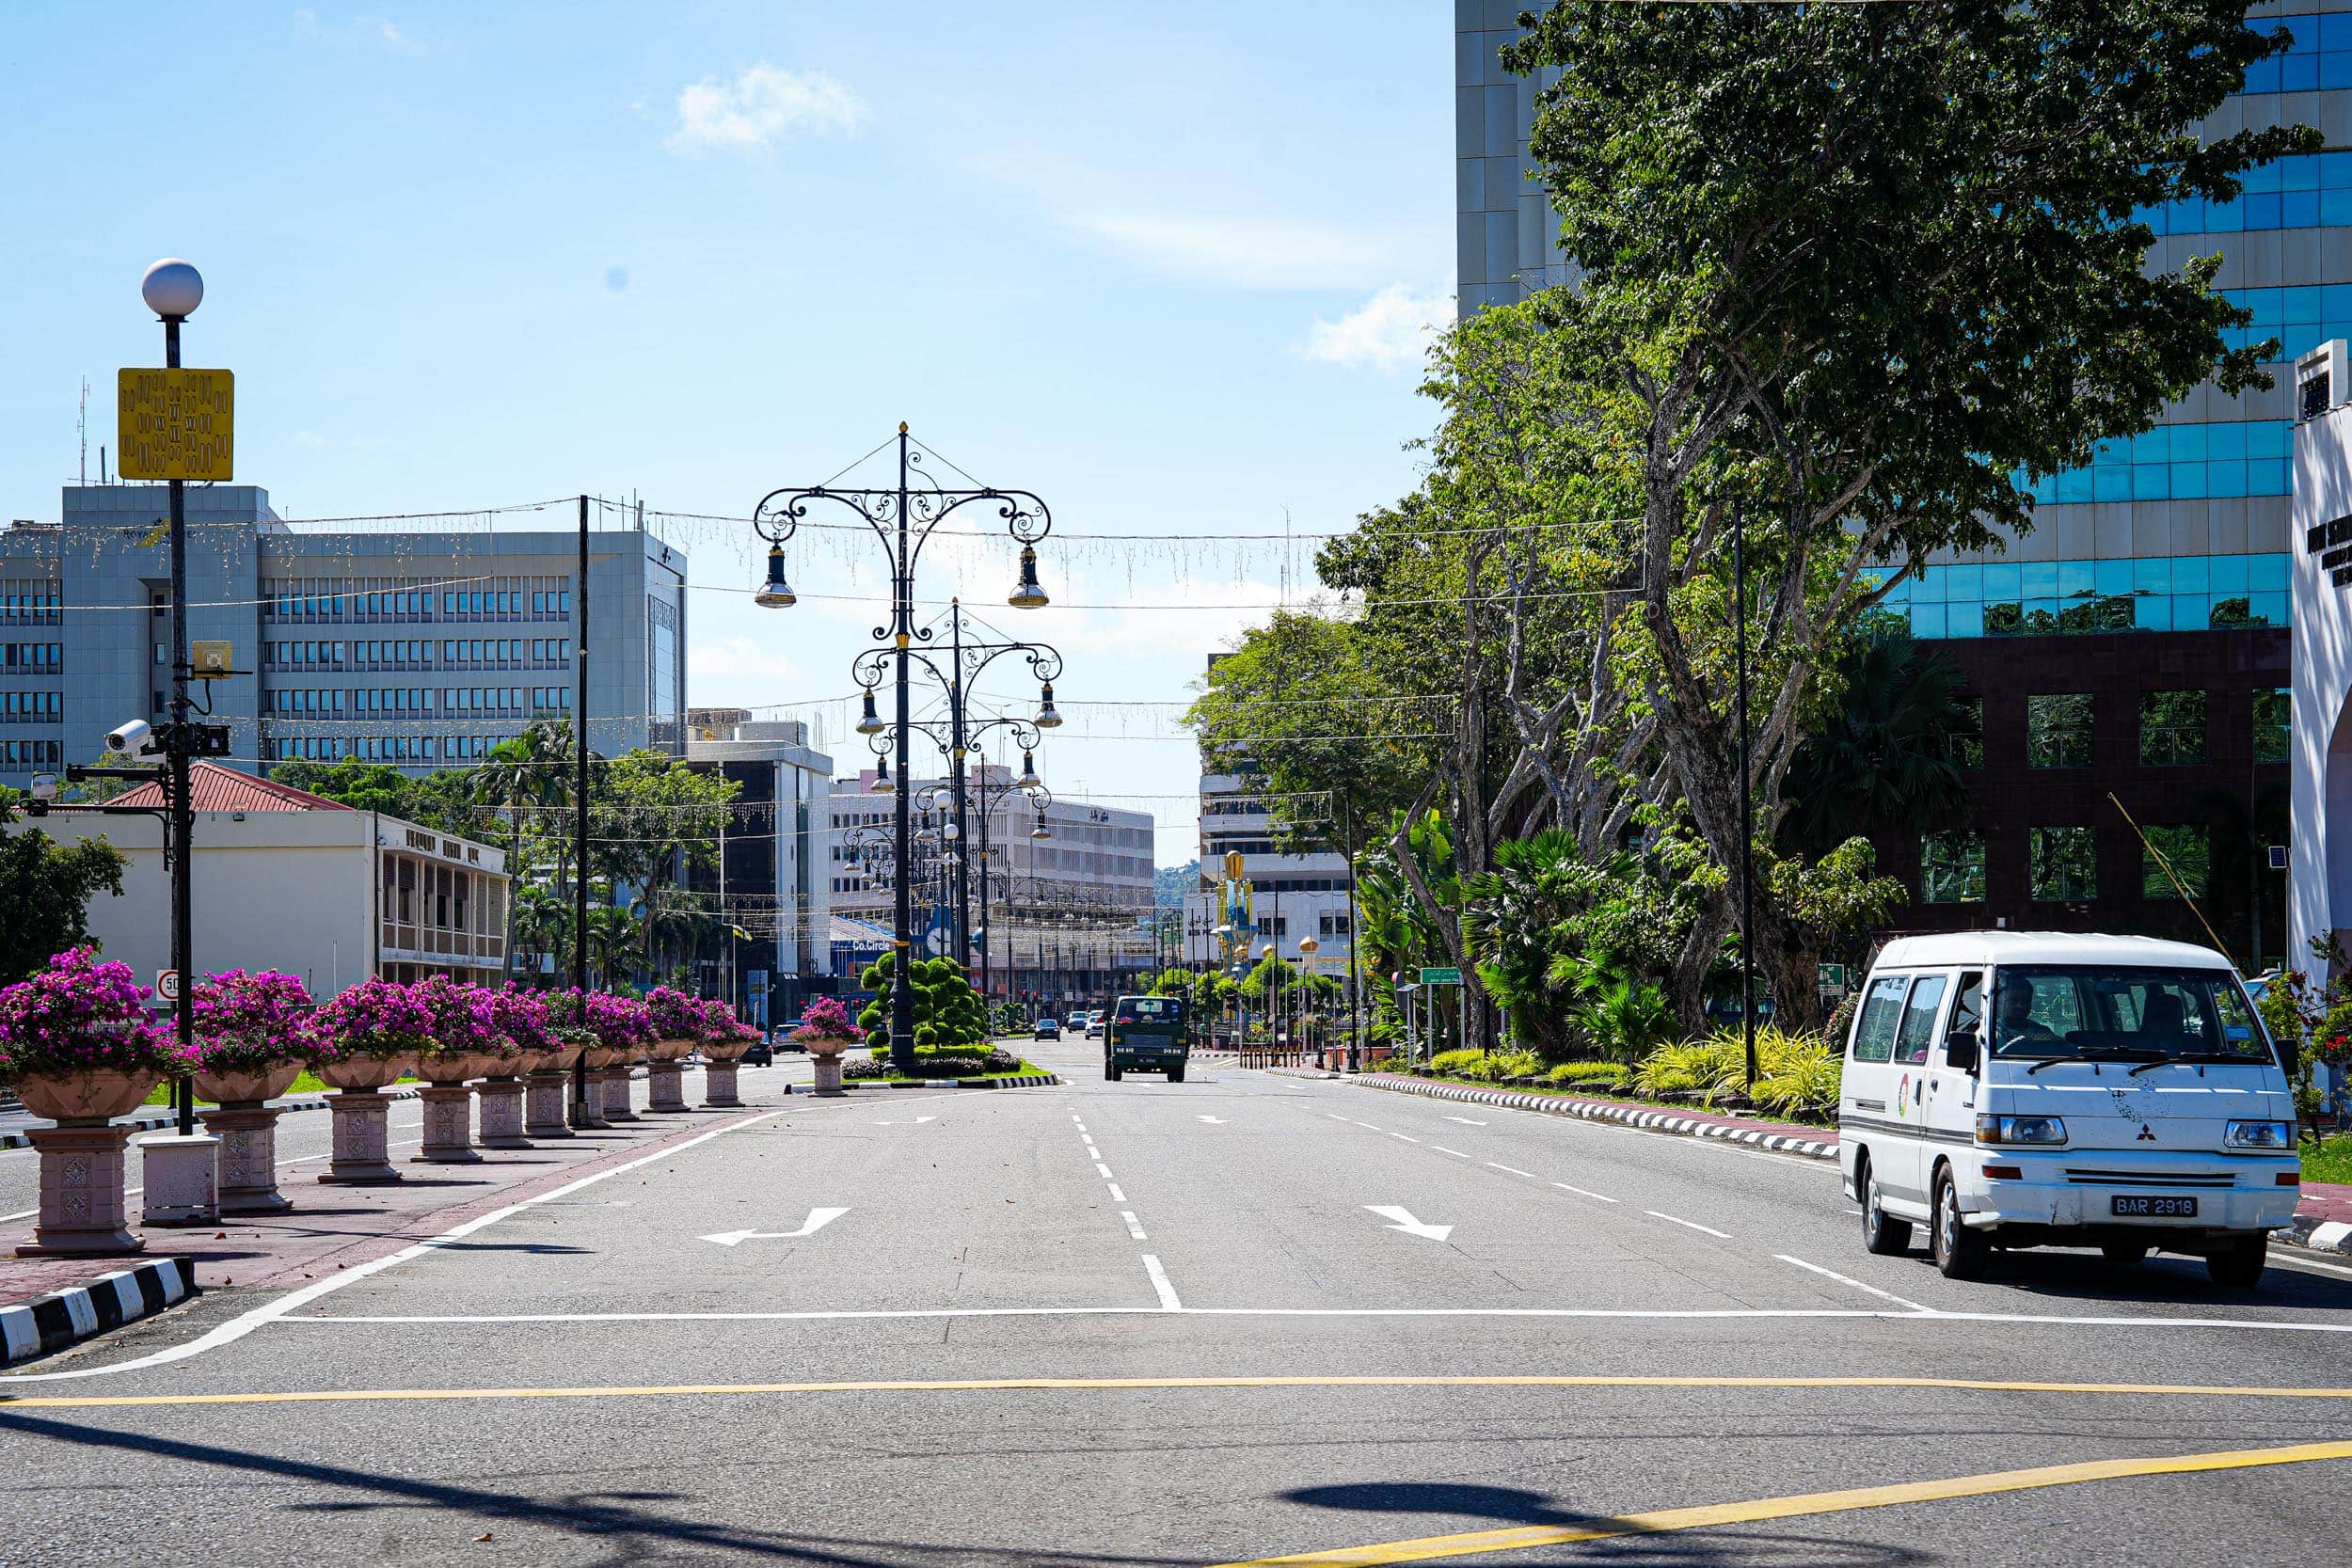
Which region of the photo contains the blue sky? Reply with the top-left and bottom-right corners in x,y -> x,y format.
0,2 -> 1457,863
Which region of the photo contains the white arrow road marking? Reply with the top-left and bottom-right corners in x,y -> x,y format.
701,1207 -> 851,1246
875,1116 -> 936,1126
1197,1116 -> 1229,1124
1365,1205 -> 1454,1243
1444,1116 -> 1487,1126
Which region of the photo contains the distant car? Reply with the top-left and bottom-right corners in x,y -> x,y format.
773,1018 -> 808,1053
1085,1014 -> 1106,1040
743,1037 -> 774,1067
1035,1018 -> 1061,1040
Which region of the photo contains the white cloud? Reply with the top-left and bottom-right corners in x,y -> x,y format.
292,10 -> 433,54
667,64 -> 866,154
1301,285 -> 1453,373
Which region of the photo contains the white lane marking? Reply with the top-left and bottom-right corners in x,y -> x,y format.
1325,1114 -> 1351,1122
291,1306 -> 2352,1334
1551,1181 -> 1620,1204
0,1207 -> 33,1223
1142,1254 -> 1183,1310
701,1207 -> 851,1246
875,1116 -> 936,1126
1429,1146 -> 1470,1159
1365,1204 -> 1454,1242
1775,1254 -> 1933,1314
1388,1132 -> 1422,1145
1444,1117 -> 1487,1126
1094,1162 -> 1115,1180
1071,1115 -> 1084,1124
1120,1211 -> 1147,1240
1351,1121 -> 1382,1130
1645,1210 -> 1732,1239
1486,1163 -> 1537,1180
0,1104 -> 797,1384
1197,1116 -> 1229,1124
1106,1183 -> 1127,1202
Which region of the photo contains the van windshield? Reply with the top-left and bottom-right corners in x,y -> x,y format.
1988,965 -> 2273,1066
1115,996 -> 1183,1024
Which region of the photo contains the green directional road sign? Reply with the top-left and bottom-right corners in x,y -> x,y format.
1420,966 -> 1462,986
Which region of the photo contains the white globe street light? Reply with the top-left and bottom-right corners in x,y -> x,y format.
141,259 -> 204,320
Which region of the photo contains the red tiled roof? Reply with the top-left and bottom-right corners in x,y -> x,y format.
113,761 -> 355,813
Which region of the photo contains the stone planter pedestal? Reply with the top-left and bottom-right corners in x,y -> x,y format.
14,1069 -> 162,1257
600,1067 -> 640,1122
810,1054 -> 845,1097
319,1090 -> 402,1184
702,1059 -> 743,1106
523,1070 -> 574,1139
475,1076 -> 531,1149
414,1084 -> 484,1163
645,1060 -> 689,1114
137,1132 -> 222,1226
201,1102 -> 294,1213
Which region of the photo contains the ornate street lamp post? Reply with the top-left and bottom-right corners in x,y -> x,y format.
752,426 -> 1053,1073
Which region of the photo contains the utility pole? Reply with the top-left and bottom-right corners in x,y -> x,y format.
1734,498 -> 1757,1098
570,495 -> 592,1126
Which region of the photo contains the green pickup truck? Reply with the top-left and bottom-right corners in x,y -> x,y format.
1104,994 -> 1190,1082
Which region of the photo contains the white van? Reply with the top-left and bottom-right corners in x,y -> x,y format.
1839,932 -> 2299,1287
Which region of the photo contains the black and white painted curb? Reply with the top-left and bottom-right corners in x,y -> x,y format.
2284,1214 -> 2352,1258
1351,1073 -> 1841,1161
824,1072 -> 1063,1092
1,1258 -> 197,1368
0,1088 -> 423,1151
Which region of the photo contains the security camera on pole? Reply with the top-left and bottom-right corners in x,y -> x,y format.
120,259 -> 236,1227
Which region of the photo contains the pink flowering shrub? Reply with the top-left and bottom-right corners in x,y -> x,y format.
409,974 -> 502,1062
192,970 -> 321,1073
487,985 -> 554,1057
315,976 -> 433,1062
792,996 -> 861,1045
695,997 -> 759,1043
645,987 -> 707,1041
546,989 -> 654,1053
0,947 -> 191,1080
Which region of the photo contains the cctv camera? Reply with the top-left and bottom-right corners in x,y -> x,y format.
106,719 -> 155,756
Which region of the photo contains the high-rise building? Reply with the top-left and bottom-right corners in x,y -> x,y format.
679,711 -> 836,1027
0,483 -> 686,786
1455,5 -> 2348,967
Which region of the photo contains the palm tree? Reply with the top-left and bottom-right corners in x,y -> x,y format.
1782,630 -> 1975,858
586,904 -> 643,990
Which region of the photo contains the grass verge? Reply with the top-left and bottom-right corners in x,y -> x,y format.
2301,1132 -> 2352,1186
141,1069 -> 418,1108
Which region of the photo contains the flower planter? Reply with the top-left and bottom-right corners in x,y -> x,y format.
645,1040 -> 693,1113
413,1053 -> 485,1086
315,1057 -> 411,1185
316,1054 -> 411,1091
15,1069 -> 164,1127
193,1060 -> 302,1108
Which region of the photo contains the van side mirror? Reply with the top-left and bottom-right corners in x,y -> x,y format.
1944,1029 -> 1979,1073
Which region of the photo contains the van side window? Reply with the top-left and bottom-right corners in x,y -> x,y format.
1949,971 -> 1985,1046
1893,975 -> 1948,1065
1851,975 -> 1906,1062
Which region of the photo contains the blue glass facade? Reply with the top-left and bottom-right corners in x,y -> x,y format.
1864,553 -> 2291,639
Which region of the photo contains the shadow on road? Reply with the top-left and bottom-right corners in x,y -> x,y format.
1281,1481 -> 1928,1565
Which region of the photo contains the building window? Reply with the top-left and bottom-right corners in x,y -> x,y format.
2254,688 -> 2290,765
2141,824 -> 2210,900
2139,690 -> 2207,766
2026,694 -> 2094,768
1953,698 -> 1983,771
2029,826 -> 2097,902
1920,832 -> 1985,904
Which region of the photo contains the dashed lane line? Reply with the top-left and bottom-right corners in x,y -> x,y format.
1645,1211 -> 1732,1240
1550,1181 -> 1620,1204
1208,1439 -> 2352,1568
18,1373 -> 2352,1411
1387,1132 -> 1422,1145
1485,1163 -> 1537,1180
1120,1212 -> 1147,1240
1142,1255 -> 1183,1310
1428,1147 -> 1470,1160
1107,1183 -> 1127,1202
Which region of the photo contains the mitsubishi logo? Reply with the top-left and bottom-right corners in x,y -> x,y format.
2137,1124 -> 2157,1142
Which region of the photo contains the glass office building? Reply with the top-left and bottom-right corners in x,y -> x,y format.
1455,0 -> 2346,965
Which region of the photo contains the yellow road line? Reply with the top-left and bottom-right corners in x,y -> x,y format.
8,1371 -> 2352,1410
1207,1439 -> 2352,1567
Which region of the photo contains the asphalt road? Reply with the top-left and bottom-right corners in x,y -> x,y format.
5,1037 -> 2351,1566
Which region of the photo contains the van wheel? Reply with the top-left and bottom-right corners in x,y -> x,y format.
1859,1158 -> 1911,1256
2206,1236 -> 2266,1290
1167,1064 -> 1184,1084
1931,1166 -> 1990,1280
2101,1243 -> 2149,1268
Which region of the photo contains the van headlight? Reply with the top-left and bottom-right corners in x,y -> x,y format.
2224,1119 -> 2295,1150
1977,1114 -> 2067,1146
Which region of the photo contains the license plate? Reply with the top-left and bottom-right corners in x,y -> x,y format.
2111,1196 -> 2198,1217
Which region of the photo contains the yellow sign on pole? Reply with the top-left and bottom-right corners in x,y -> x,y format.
117,368 -> 234,481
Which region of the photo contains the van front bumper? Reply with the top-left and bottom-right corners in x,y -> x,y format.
1962,1153 -> 2299,1236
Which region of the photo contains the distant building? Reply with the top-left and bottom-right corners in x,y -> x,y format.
679,710 -> 834,1029
0,483 -> 686,788
29,760 -> 509,995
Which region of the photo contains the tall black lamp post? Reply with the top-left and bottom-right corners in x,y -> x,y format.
753,427 -> 1054,1073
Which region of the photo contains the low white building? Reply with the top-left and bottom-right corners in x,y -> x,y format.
40,761 -> 508,997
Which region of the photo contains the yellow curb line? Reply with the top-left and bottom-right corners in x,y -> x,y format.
1205,1438 -> 2352,1567
10,1371 -> 2352,1410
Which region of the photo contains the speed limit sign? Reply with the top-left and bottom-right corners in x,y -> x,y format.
155,969 -> 180,1002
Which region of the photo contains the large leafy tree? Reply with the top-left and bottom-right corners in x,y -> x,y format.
1501,0 -> 2314,1023
0,794 -> 129,986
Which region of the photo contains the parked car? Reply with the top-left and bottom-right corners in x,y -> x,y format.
1035,1017 -> 1061,1040
1841,930 -> 2296,1287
